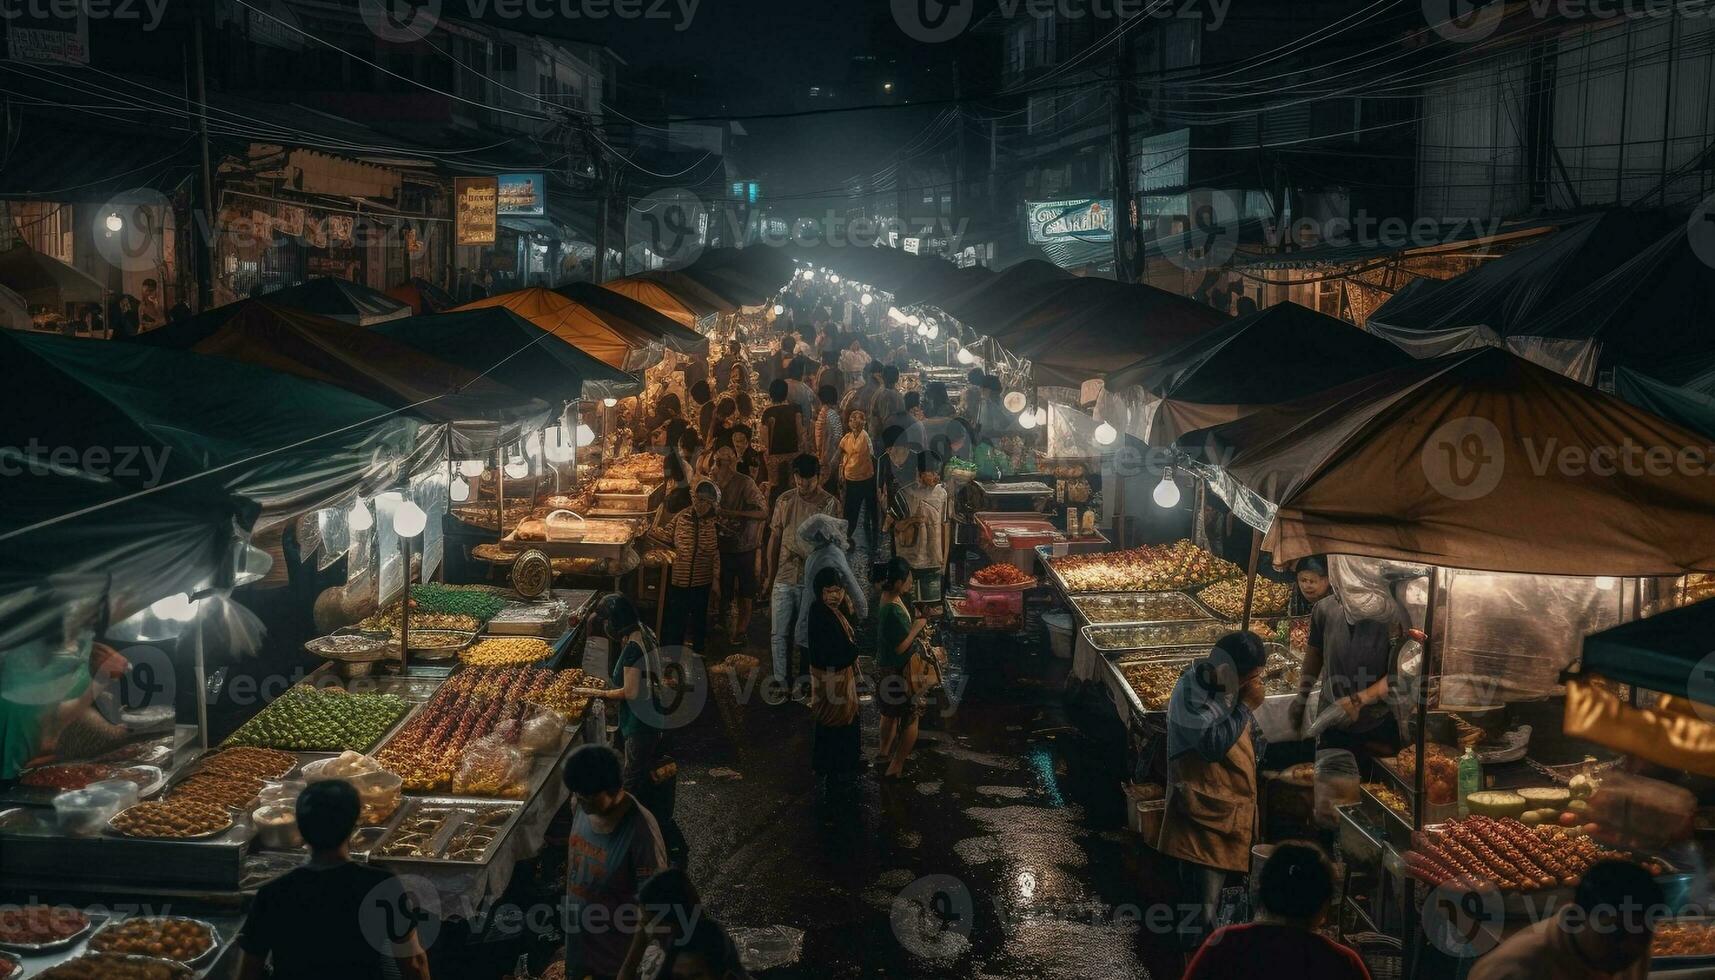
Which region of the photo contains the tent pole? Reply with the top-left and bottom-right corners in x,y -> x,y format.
496,447 -> 506,546
1240,528 -> 1262,631
1404,567 -> 1440,980
192,616 -> 209,754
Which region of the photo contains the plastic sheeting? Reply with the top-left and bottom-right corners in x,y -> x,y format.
1580,595 -> 1715,703
1177,347 -> 1715,576
374,308 -> 642,404
1612,367 -> 1715,441
1434,569 -> 1634,702
261,276 -> 411,325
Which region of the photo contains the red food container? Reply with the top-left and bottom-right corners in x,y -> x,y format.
965,578 -> 1033,618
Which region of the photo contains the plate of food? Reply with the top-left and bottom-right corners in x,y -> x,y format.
0,904 -> 96,954
34,952 -> 197,980
89,916 -> 219,967
108,800 -> 234,840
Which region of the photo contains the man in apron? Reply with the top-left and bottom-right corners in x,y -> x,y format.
1161,631 -> 1270,951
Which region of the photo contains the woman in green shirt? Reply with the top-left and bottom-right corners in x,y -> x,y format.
872,558 -> 927,780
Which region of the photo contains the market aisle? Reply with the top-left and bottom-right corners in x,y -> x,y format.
669,628 -> 1191,979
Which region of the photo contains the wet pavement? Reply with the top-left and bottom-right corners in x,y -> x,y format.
672,617 -> 1190,979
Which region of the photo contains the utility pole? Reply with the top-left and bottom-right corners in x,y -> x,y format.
190,4 -> 216,310
1110,32 -> 1137,284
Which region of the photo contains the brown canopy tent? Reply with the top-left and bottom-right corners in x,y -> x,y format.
553,281 -> 708,354
1178,347 -> 1715,576
601,276 -> 721,330
990,277 -> 1230,388
632,270 -> 739,316
455,287 -> 664,373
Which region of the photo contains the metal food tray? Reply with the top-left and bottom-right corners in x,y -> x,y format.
1359,783 -> 1416,852
371,797 -> 523,867
86,916 -> 221,969
31,952 -> 201,979
1651,917 -> 1715,969
1039,551 -> 1230,609
1102,652 -> 1197,719
1080,621 -> 1237,653
501,528 -> 634,559
404,628 -> 478,660
1067,591 -> 1215,628
0,911 -> 103,955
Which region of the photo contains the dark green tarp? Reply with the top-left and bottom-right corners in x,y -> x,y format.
1580,598 -> 1715,702
1612,367 -> 1715,441
374,307 -> 642,404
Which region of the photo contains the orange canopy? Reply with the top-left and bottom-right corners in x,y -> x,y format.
454,287 -> 661,372
601,277 -> 717,330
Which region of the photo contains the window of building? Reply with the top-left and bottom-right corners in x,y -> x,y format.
497,43 -> 517,71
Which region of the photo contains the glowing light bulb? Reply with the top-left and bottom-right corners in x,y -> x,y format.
603,397 -> 617,408
829,274 -> 841,284
1595,576 -> 1617,590
1094,421 -> 1118,446
348,499 -> 373,532
1153,471 -> 1181,509
1034,407 -> 1048,426
105,211 -> 124,233
505,458 -> 528,479
956,347 -> 974,365
772,304 -> 784,315
392,500 -> 427,537
1002,391 -> 1027,414
860,293 -> 873,306
907,314 -> 921,327
450,476 -> 471,502
926,323 -> 939,339
1018,411 -> 1038,430
575,423 -> 596,447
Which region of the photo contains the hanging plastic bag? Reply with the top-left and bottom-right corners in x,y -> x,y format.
1313,749 -> 1361,829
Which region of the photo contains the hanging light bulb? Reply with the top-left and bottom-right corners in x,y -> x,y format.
829,274 -> 841,284
860,293 -> 873,306
393,500 -> 428,538
887,307 -> 906,323
575,423 -> 597,447
603,397 -> 618,408
772,304 -> 784,315
1153,469 -> 1182,509
505,457 -> 529,479
956,347 -> 974,365
1094,421 -> 1118,446
1034,406 -> 1048,426
105,211 -> 124,233
348,499 -> 373,532
1018,411 -> 1038,430
150,592 -> 196,621
915,323 -> 928,337
926,323 -> 939,340
907,314 -> 921,327
458,459 -> 484,478
1003,391 -> 1028,414
450,475 -> 471,502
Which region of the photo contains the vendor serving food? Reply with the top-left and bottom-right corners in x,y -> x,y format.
1288,556 -> 1406,762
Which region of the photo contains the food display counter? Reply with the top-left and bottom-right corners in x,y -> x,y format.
0,908 -> 247,979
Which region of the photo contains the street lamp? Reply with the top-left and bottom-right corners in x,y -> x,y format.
105,211 -> 124,233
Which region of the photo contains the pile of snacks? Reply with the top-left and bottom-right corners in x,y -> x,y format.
1392,745 -> 1459,805
378,667 -> 561,793
1115,660 -> 1191,711
36,955 -> 194,980
409,583 -> 507,621
1654,920 -> 1715,959
90,918 -> 214,962
19,763 -> 155,792
222,686 -> 409,752
1048,540 -> 1240,593
1364,782 -> 1411,821
607,453 -> 666,481
1404,816 -> 1665,891
0,905 -> 88,946
109,800 -> 231,839
1070,592 -> 1210,625
1198,577 -> 1294,620
198,747 -> 295,780
461,637 -> 551,667
970,563 -> 1032,587
167,773 -> 264,810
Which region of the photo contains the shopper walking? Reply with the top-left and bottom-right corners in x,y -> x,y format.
870,365 -> 905,443
837,409 -> 877,548
561,744 -> 671,980
657,481 -> 719,654
762,454 -> 840,700
873,558 -> 927,780
813,384 -> 844,493
762,379 -> 805,507
887,453 -> 951,604
708,444 -> 767,647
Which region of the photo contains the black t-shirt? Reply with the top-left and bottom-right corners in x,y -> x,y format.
239,861 -> 420,979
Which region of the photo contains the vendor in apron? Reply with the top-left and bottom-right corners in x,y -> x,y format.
1160,631 -> 1270,951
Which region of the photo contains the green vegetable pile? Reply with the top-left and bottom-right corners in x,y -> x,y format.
410,583 -> 507,621
945,456 -> 977,472
223,686 -> 409,752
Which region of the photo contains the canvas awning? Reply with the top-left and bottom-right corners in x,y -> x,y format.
262,276 -> 413,325
1107,302 -> 1414,443
132,299 -> 549,455
933,259 -> 1074,330
600,276 -> 720,330
1177,347 -> 1715,576
455,287 -> 663,373
633,270 -> 739,316
0,244 -> 105,310
374,307 -> 642,404
989,277 -> 1230,387
553,282 -> 707,354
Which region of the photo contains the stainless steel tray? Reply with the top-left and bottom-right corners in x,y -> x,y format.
1067,591 -> 1214,627
0,909 -> 102,954
371,797 -> 522,867
1081,621 -> 1238,653
33,952 -> 199,978
86,915 -> 221,968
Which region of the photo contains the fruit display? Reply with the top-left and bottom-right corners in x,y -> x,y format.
1404,816 -> 1665,891
1047,540 -> 1241,593
970,563 -> 1032,587
19,763 -> 156,792
222,686 -> 409,752
1391,745 -> 1459,805
197,747 -> 296,781
109,800 -> 232,839
1654,920 -> 1715,959
1364,783 -> 1411,821
89,917 -> 214,963
0,905 -> 88,947
1197,577 -> 1293,620
461,637 -> 553,667
377,666 -> 563,793
1086,620 -> 1237,651
409,583 -> 507,621
1069,592 -> 1211,625
36,954 -> 195,980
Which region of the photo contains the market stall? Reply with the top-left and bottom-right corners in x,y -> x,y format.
456,287 -> 666,373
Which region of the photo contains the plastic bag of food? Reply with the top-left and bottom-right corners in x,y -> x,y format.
1587,768 -> 1695,848
1313,749 -> 1361,829
452,735 -> 529,798
516,702 -> 567,756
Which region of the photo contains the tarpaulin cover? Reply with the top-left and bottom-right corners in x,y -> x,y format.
3,330 -> 422,529
134,299 -> 549,455
600,277 -> 719,329
0,243 -> 104,308
932,259 -> 1074,331
1613,367 -> 1715,441
456,287 -> 663,373
385,277 -> 458,316
1177,347 -> 1715,576
989,277 -> 1230,387
1106,302 -> 1413,443
553,282 -> 708,354
1580,597 -> 1715,702
1368,209 -> 1715,371
675,247 -> 794,307
374,307 -> 642,404
633,271 -> 739,315
262,276 -> 412,325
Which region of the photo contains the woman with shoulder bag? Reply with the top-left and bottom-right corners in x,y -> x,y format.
596,595 -> 688,867
873,558 -> 928,780
807,567 -> 863,782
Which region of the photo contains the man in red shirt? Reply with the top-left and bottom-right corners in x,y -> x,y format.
1185,841 -> 1370,980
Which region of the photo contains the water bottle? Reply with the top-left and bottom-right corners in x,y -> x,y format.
1458,746 -> 1482,818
